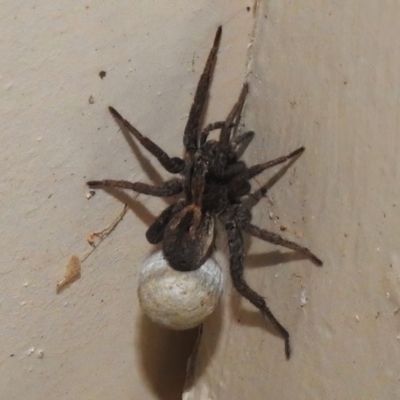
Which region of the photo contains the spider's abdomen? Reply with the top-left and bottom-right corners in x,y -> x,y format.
162,205 -> 215,272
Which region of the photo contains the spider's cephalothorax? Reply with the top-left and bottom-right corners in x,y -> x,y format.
88,26 -> 322,359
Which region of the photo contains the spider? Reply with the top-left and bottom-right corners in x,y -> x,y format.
88,26 -> 322,359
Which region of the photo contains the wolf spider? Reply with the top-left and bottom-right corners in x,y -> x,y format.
88,26 -> 322,359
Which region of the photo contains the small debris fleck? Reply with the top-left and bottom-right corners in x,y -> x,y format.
355,315 -> 360,322
300,290 -> 308,307
36,349 -> 44,359
86,190 -> 96,199
56,256 -> 81,293
86,204 -> 128,248
99,70 -> 107,79
87,233 -> 100,246
25,347 -> 35,356
88,95 -> 95,104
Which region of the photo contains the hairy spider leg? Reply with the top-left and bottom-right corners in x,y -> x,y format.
87,178 -> 183,197
226,146 -> 305,200
183,26 -> 222,155
224,221 -> 292,359
243,223 -> 323,266
199,82 -> 249,148
234,146 -> 322,266
231,130 -> 255,156
108,106 -> 185,174
146,200 -> 187,244
245,146 -> 305,180
200,121 -> 226,146
220,82 -> 249,147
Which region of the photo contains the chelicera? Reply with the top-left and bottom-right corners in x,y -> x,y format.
88,26 -> 322,358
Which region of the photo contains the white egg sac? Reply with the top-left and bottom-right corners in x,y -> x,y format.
137,251 -> 224,330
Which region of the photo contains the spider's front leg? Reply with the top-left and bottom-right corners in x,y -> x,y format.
87,178 -> 182,197
109,107 -> 185,174
146,200 -> 186,244
230,130 -> 255,155
219,82 -> 249,147
222,214 -> 292,359
183,26 -> 222,155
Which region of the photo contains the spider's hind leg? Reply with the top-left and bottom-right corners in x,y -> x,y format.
223,220 -> 291,359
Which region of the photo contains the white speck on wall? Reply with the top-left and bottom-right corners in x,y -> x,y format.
300,290 -> 308,307
86,190 -> 95,200
35,349 -> 44,359
25,347 -> 35,357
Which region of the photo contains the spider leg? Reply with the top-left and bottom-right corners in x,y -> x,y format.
231,130 -> 255,158
184,26 -> 222,155
242,223 -> 323,266
87,178 -> 182,197
231,130 -> 254,149
109,106 -> 185,174
146,200 -> 186,244
219,83 -> 249,147
200,121 -> 226,146
223,220 -> 291,359
246,147 -> 305,180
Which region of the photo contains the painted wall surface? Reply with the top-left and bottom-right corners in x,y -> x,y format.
185,1 -> 400,399
0,1 -> 252,399
2,0 -> 400,399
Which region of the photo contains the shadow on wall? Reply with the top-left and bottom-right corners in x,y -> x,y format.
135,299 -> 223,400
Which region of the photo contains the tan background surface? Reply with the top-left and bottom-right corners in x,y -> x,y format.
1,1 -> 399,399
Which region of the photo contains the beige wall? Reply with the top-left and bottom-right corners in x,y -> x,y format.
1,1 -> 399,399
186,1 -> 400,399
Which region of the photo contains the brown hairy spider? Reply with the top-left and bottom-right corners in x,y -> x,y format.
88,26 -> 322,359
